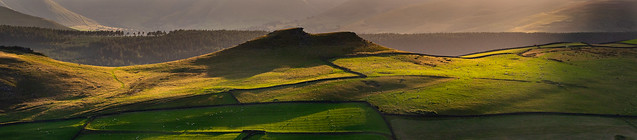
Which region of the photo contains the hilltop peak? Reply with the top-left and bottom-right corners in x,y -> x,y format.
267,27 -> 309,37
197,28 -> 395,61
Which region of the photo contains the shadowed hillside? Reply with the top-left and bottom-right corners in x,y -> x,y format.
0,25 -> 267,66
0,6 -> 71,30
52,0 -> 348,31
513,0 -> 637,32
0,28 -> 395,122
0,0 -> 116,30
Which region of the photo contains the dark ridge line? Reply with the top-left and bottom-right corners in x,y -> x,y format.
81,129 -> 393,138
384,112 -> 637,119
71,116 -> 95,140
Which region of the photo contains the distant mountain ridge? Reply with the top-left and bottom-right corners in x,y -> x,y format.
0,6 -> 71,30
0,0 -> 118,30
3,0 -> 636,33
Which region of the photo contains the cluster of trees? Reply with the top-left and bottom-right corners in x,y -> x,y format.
360,32 -> 637,56
0,25 -> 267,66
4,25 -> 636,66
84,30 -> 267,66
0,25 -> 124,43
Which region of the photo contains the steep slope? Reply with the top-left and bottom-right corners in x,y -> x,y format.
53,0 -> 348,31
0,0 -> 115,30
0,28 -> 395,121
0,6 -> 71,30
512,0 -> 637,32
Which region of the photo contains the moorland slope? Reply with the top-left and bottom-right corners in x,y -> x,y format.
0,6 -> 71,30
1,28 -> 637,140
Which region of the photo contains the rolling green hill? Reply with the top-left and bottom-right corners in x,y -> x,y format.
1,28 -> 636,139
0,6 -> 71,30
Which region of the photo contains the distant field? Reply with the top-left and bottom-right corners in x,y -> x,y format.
0,119 -> 86,140
388,114 -> 637,140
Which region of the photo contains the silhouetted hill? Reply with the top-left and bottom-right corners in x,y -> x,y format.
0,0 -> 116,30
0,6 -> 71,30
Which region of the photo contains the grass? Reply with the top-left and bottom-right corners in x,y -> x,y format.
330,46 -> 637,115
460,42 -> 586,58
622,39 -> 637,44
0,119 -> 86,140
247,133 -> 389,140
87,102 -> 391,134
387,115 -> 637,139
77,133 -> 241,140
1,28 -> 394,121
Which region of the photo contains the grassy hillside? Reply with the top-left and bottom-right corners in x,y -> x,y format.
0,28 -> 396,122
1,28 -> 636,139
513,0 -> 637,32
0,6 -> 71,30
0,25 -> 267,66
0,0 -> 116,30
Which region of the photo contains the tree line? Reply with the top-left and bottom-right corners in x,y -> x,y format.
0,25 -> 267,66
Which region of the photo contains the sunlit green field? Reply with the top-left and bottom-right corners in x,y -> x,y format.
77,133 -> 242,140
622,39 -> 637,44
327,46 -> 637,115
87,103 -> 390,134
0,119 -> 86,140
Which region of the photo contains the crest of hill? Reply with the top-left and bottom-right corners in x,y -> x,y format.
194,28 -> 397,62
0,6 -> 71,30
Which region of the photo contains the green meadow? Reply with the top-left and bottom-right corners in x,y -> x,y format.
0,119 -> 86,140
87,103 -> 390,134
